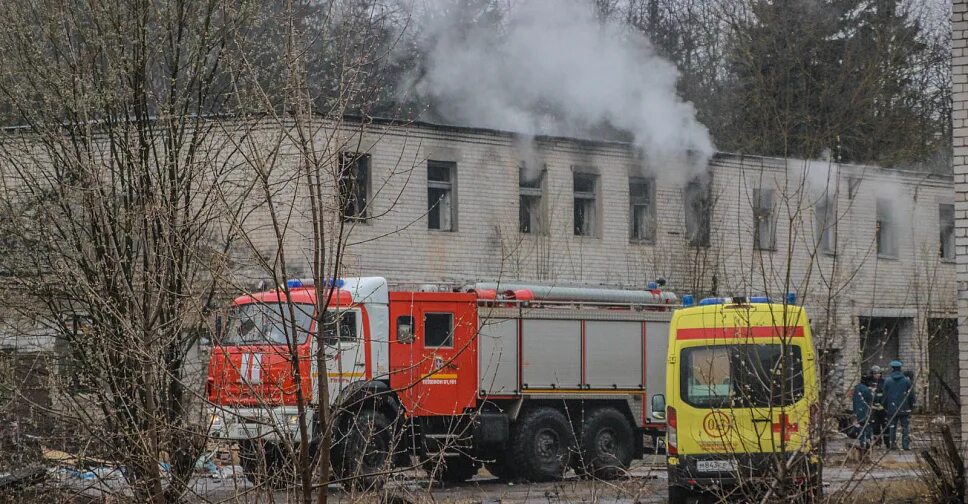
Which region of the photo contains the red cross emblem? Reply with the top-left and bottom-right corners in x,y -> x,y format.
772,413 -> 799,442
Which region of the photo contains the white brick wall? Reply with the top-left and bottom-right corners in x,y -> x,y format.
953,0 -> 968,438
224,118 -> 957,403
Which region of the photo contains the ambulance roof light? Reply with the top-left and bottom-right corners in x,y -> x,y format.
786,292 -> 796,304
699,297 -> 726,306
682,294 -> 694,307
750,296 -> 770,303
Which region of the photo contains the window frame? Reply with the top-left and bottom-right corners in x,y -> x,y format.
629,176 -> 656,243
875,198 -> 896,259
427,160 -> 458,231
753,188 -> 776,251
338,152 -> 370,222
815,194 -> 836,256
939,203 -> 955,262
684,180 -> 711,248
573,171 -> 599,237
519,164 -> 546,235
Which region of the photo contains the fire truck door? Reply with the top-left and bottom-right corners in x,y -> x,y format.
318,308 -> 365,404
389,299 -> 477,416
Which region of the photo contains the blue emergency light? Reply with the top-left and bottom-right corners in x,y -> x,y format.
285,278 -> 345,289
647,281 -> 658,290
682,294 -> 694,307
699,297 -> 726,306
749,296 -> 770,303
786,292 -> 796,304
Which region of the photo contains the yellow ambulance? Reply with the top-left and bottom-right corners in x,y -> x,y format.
651,295 -> 820,502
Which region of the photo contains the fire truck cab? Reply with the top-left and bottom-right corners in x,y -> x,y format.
207,277 -> 677,487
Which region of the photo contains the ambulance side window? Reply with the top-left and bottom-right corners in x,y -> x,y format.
397,316 -> 414,344
424,313 -> 454,348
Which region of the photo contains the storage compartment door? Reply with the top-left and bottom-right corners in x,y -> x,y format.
585,321 -> 643,389
521,320 -> 581,389
478,317 -> 519,394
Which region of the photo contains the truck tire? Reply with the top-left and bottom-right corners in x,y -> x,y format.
238,440 -> 293,488
484,458 -> 517,481
332,409 -> 393,490
577,407 -> 634,479
426,454 -> 479,483
509,407 -> 576,482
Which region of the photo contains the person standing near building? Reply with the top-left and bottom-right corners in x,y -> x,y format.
869,365 -> 886,446
882,360 -> 915,450
852,374 -> 875,451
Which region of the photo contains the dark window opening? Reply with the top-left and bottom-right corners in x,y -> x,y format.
424,312 -> 454,348
428,161 -> 456,231
573,172 -> 598,236
940,204 -> 955,261
859,317 -> 903,370
876,198 -> 896,257
339,153 -> 370,221
519,164 -> 545,234
815,195 -> 835,254
630,177 -> 656,242
928,318 -> 958,413
753,188 -> 775,250
680,344 -> 804,409
684,180 -> 711,247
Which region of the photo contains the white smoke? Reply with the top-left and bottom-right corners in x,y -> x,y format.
407,0 -> 714,178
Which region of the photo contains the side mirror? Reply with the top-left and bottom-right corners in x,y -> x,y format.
651,394 -> 666,420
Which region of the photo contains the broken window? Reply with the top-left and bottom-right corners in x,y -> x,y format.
753,188 -> 775,251
859,317 -> 903,370
519,163 -> 545,234
573,172 -> 598,236
684,180 -> 710,247
629,177 -> 656,242
428,160 -> 457,231
815,195 -> 835,254
339,153 -> 369,221
940,203 -> 955,261
876,198 -> 896,258
847,176 -> 861,200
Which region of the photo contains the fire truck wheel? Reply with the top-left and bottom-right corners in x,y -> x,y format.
425,454 -> 479,483
332,409 -> 393,490
238,440 -> 294,488
577,407 -> 634,480
484,459 -> 517,481
509,407 -> 576,482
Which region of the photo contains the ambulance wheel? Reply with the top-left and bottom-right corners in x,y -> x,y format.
668,484 -> 690,504
332,409 -> 393,490
577,407 -> 634,480
426,454 -> 479,483
509,407 -> 576,482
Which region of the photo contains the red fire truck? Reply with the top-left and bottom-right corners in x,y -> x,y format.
207,277 -> 677,487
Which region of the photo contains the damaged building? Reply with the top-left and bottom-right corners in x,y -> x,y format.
233,118 -> 956,410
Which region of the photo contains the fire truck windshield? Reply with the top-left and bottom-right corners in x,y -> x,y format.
222,303 -> 314,346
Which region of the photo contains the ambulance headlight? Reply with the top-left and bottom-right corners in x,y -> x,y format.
285,414 -> 300,430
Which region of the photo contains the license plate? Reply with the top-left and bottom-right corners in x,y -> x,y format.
696,460 -> 737,472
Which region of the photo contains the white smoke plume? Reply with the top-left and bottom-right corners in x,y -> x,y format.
407,0 -> 714,179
